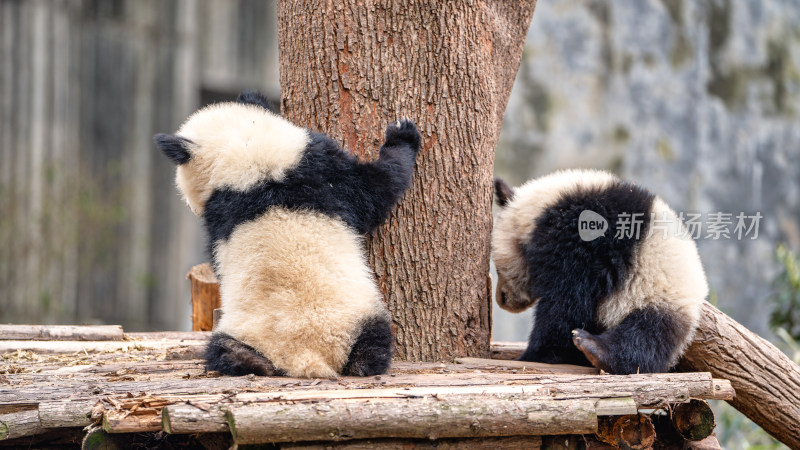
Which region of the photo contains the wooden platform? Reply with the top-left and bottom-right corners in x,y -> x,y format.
0,326 -> 733,449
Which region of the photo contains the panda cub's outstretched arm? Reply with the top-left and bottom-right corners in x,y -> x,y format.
351,118 -> 422,234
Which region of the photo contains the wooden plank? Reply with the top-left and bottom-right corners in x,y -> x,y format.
455,357 -> 599,374
0,325 -> 124,341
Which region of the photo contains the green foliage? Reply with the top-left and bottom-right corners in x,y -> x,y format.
769,245 -> 800,340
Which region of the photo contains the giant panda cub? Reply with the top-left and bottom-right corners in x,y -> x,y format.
492,169 -> 708,374
155,92 -> 421,378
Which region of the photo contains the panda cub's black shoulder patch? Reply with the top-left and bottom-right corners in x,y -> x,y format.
202,133 -> 367,254
524,179 -> 655,309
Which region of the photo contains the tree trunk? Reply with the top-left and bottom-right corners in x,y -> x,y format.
277,0 -> 537,361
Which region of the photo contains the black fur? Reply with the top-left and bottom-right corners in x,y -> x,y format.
518,180 -> 655,368
572,307 -> 690,374
236,90 -> 278,113
205,332 -> 286,376
341,315 -> 394,376
494,178 -> 515,207
154,134 -> 192,165
203,120 -> 420,268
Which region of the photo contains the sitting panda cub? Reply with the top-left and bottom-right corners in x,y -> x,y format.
493,169 -> 708,374
155,92 -> 421,378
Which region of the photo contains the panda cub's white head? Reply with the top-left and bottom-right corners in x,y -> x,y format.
156,102 -> 310,216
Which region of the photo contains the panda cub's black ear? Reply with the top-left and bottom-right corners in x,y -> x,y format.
154,134 -> 192,165
494,177 -> 515,207
236,90 -> 278,113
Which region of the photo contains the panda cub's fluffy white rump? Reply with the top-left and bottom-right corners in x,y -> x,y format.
156,92 -> 421,377
493,169 -> 708,374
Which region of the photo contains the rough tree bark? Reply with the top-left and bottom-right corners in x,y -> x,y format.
277,0 -> 537,361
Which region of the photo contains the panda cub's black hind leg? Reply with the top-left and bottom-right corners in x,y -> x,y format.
205,332 -> 285,376
571,307 -> 690,374
341,315 -> 394,376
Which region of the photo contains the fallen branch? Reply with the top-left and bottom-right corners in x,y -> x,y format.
677,302 -> 800,448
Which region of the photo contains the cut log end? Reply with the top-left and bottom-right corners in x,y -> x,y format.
187,263 -> 221,332
595,414 -> 655,450
672,399 -> 715,441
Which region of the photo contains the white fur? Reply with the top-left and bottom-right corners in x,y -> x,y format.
598,197 -> 708,364
213,207 -> 387,378
174,102 -> 309,215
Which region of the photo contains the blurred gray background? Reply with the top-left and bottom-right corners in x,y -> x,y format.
1,0 -> 798,343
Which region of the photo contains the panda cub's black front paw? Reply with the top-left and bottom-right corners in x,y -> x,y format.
384,118 -> 421,153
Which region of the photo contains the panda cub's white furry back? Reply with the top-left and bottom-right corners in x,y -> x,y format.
493,169 -> 708,374
156,92 -> 421,377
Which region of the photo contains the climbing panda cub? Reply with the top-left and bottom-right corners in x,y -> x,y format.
155,92 -> 421,378
492,169 -> 708,374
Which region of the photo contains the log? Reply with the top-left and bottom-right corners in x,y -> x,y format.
0,325 -> 124,341
678,302 -> 800,448
226,396 -> 600,444
455,357 -> 599,375
82,427 -> 129,450
162,403 -> 229,434
187,263 -> 220,332
671,399 -> 715,441
0,408 -> 41,440
38,400 -> 95,428
489,342 -> 527,360
0,338 -> 207,354
102,410 -> 162,434
162,392 -> 635,436
595,414 -> 655,449
125,331 -> 211,341
282,436 -> 544,449
1,371 -> 732,406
